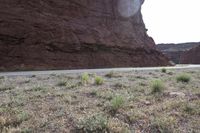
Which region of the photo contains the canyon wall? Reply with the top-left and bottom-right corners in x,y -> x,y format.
0,0 -> 170,71
157,42 -> 200,64
180,45 -> 200,64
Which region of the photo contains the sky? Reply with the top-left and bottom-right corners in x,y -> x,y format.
141,0 -> 200,44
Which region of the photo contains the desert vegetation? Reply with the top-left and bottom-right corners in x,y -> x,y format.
0,68 -> 199,132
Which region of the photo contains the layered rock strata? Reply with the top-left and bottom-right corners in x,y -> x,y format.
157,42 -> 200,64
0,0 -> 170,70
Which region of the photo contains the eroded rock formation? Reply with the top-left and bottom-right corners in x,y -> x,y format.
180,45 -> 200,64
0,0 -> 170,71
157,42 -> 200,64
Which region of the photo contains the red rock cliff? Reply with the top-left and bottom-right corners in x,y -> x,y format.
0,0 -> 170,70
180,45 -> 200,64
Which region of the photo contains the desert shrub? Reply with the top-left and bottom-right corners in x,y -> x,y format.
151,80 -> 165,94
81,73 -> 89,84
57,81 -> 67,86
149,116 -> 175,133
20,128 -> 32,133
90,90 -> 97,97
183,103 -> 200,115
107,118 -> 130,133
161,68 -> 167,73
17,111 -> 29,122
78,114 -> 108,132
95,76 -> 104,85
114,83 -> 128,89
176,73 -> 191,83
0,86 -> 14,92
105,71 -> 115,78
110,96 -> 124,112
32,87 -> 44,92
0,109 -> 30,132
105,71 -> 121,78
184,104 -> 194,114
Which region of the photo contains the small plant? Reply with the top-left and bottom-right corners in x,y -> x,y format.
107,118 -> 130,133
78,114 -> 108,132
105,71 -> 115,78
151,80 -> 165,94
95,76 -> 104,85
176,73 -> 191,83
110,96 -> 124,112
32,87 -> 44,92
149,116 -> 175,133
114,83 -> 127,89
105,71 -> 121,78
0,86 -> 14,92
90,90 -> 97,97
184,104 -> 194,114
66,82 -> 81,89
0,108 -> 30,132
20,128 -> 32,133
182,103 -> 199,115
97,91 -> 113,100
17,111 -> 29,122
57,81 -> 67,86
161,68 -> 167,73
81,73 -> 89,84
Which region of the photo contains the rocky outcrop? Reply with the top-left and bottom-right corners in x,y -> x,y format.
0,0 -> 170,71
180,45 -> 200,64
157,42 -> 200,64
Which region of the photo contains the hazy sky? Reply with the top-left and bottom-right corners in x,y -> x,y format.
142,0 -> 200,44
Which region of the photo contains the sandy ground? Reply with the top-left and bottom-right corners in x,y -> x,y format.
0,68 -> 200,133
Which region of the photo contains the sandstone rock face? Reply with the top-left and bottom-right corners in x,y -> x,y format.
180,45 -> 200,64
157,43 -> 200,64
0,0 -> 170,70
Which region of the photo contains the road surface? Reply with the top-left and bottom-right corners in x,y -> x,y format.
0,65 -> 200,76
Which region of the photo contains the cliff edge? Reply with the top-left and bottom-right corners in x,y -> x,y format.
0,0 -> 170,70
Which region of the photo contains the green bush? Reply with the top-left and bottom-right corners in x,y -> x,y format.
81,73 -> 89,84
161,68 -> 167,73
110,96 -> 124,112
95,76 -> 104,85
176,74 -> 191,83
151,80 -> 165,94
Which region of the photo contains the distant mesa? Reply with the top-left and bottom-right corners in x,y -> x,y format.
180,45 -> 200,64
157,42 -> 200,64
0,0 -> 170,71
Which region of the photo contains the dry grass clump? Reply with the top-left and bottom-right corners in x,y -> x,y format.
110,96 -> 125,112
95,76 -> 104,85
176,73 -> 191,83
81,72 -> 90,84
151,80 -> 165,94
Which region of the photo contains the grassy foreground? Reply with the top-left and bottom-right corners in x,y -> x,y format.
0,68 -> 200,133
